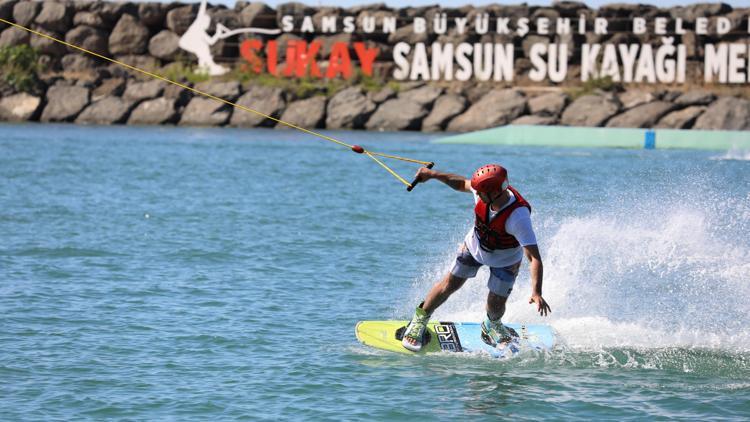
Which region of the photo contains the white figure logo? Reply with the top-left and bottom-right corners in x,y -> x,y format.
178,0 -> 281,76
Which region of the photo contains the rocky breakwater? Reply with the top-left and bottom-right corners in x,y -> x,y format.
0,0 -> 749,131
4,75 -> 750,131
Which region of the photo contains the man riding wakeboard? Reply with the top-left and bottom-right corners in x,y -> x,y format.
403,164 -> 551,352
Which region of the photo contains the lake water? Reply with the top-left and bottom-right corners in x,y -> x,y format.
1,123 -> 749,420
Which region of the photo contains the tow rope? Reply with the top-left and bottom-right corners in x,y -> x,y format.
0,18 -> 434,190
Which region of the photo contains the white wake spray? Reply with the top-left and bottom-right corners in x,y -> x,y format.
409,176 -> 750,353
712,148 -> 750,161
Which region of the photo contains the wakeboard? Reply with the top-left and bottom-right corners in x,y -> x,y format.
355,320 -> 556,359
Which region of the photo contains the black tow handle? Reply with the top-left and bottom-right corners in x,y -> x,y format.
406,162 -> 435,192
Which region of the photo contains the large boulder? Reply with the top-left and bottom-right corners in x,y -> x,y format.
123,80 -> 166,102
0,26 -> 29,47
148,30 -> 180,60
71,1 -> 91,13
531,7 -> 560,21
325,87 -> 376,129
716,8 -> 750,35
73,11 -> 107,29
40,85 -> 90,121
398,85 -> 443,107
674,90 -> 717,107
552,1 -> 589,17
599,3 -> 655,19
109,14 -> 150,55
128,97 -> 178,125
439,27 -> 474,45
75,97 -> 134,124
96,2 -> 138,24
179,97 -> 231,126
92,77 -> 126,101
13,1 -> 39,26
138,3 -> 166,28
0,0 -> 17,21
65,25 -> 108,55
461,84 -> 488,104
387,23 -> 431,44
367,86 -> 396,104
405,5 -> 439,19
618,89 -> 655,110
656,106 -> 706,129
194,80 -> 241,102
112,54 -> 159,72
34,1 -> 72,33
446,89 -> 527,132
511,115 -> 557,125
0,92 -> 42,121
61,53 -> 96,72
422,94 -> 467,132
166,5 -> 197,35
210,8 -> 242,32
365,98 -> 428,131
528,91 -> 569,116
278,95 -> 327,129
30,27 -> 66,56
229,85 -> 285,127
163,84 -> 192,107
605,101 -> 675,128
399,80 -> 430,93
661,91 -> 682,103
240,2 -> 275,28
348,3 -> 388,14
693,97 -> 750,130
476,4 -> 530,21
670,3 -> 732,23
560,93 -> 621,127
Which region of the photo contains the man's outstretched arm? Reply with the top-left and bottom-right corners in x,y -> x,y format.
524,244 -> 551,317
413,168 -> 472,192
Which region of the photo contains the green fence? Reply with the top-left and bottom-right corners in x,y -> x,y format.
436,125 -> 750,150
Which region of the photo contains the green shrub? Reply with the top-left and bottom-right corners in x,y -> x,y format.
581,76 -> 619,92
358,72 -> 385,93
233,67 -> 356,100
161,61 -> 210,84
0,45 -> 42,92
567,76 -> 621,99
192,64 -> 390,100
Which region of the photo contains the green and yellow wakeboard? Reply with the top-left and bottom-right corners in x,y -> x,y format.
355,320 -> 557,359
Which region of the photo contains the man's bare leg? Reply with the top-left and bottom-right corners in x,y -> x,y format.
483,292 -> 512,344
404,273 -> 467,348
422,273 -> 467,314
486,291 -> 508,321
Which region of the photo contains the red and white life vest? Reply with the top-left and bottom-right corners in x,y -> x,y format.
474,186 -> 531,251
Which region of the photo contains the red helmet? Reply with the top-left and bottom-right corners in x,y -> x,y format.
471,164 -> 509,193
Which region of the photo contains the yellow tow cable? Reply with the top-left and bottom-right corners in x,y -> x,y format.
0,18 -> 435,190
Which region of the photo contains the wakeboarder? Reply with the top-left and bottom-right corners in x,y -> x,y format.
402,164 -> 551,352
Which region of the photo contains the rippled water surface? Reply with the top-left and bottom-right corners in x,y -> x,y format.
1,124 -> 749,420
